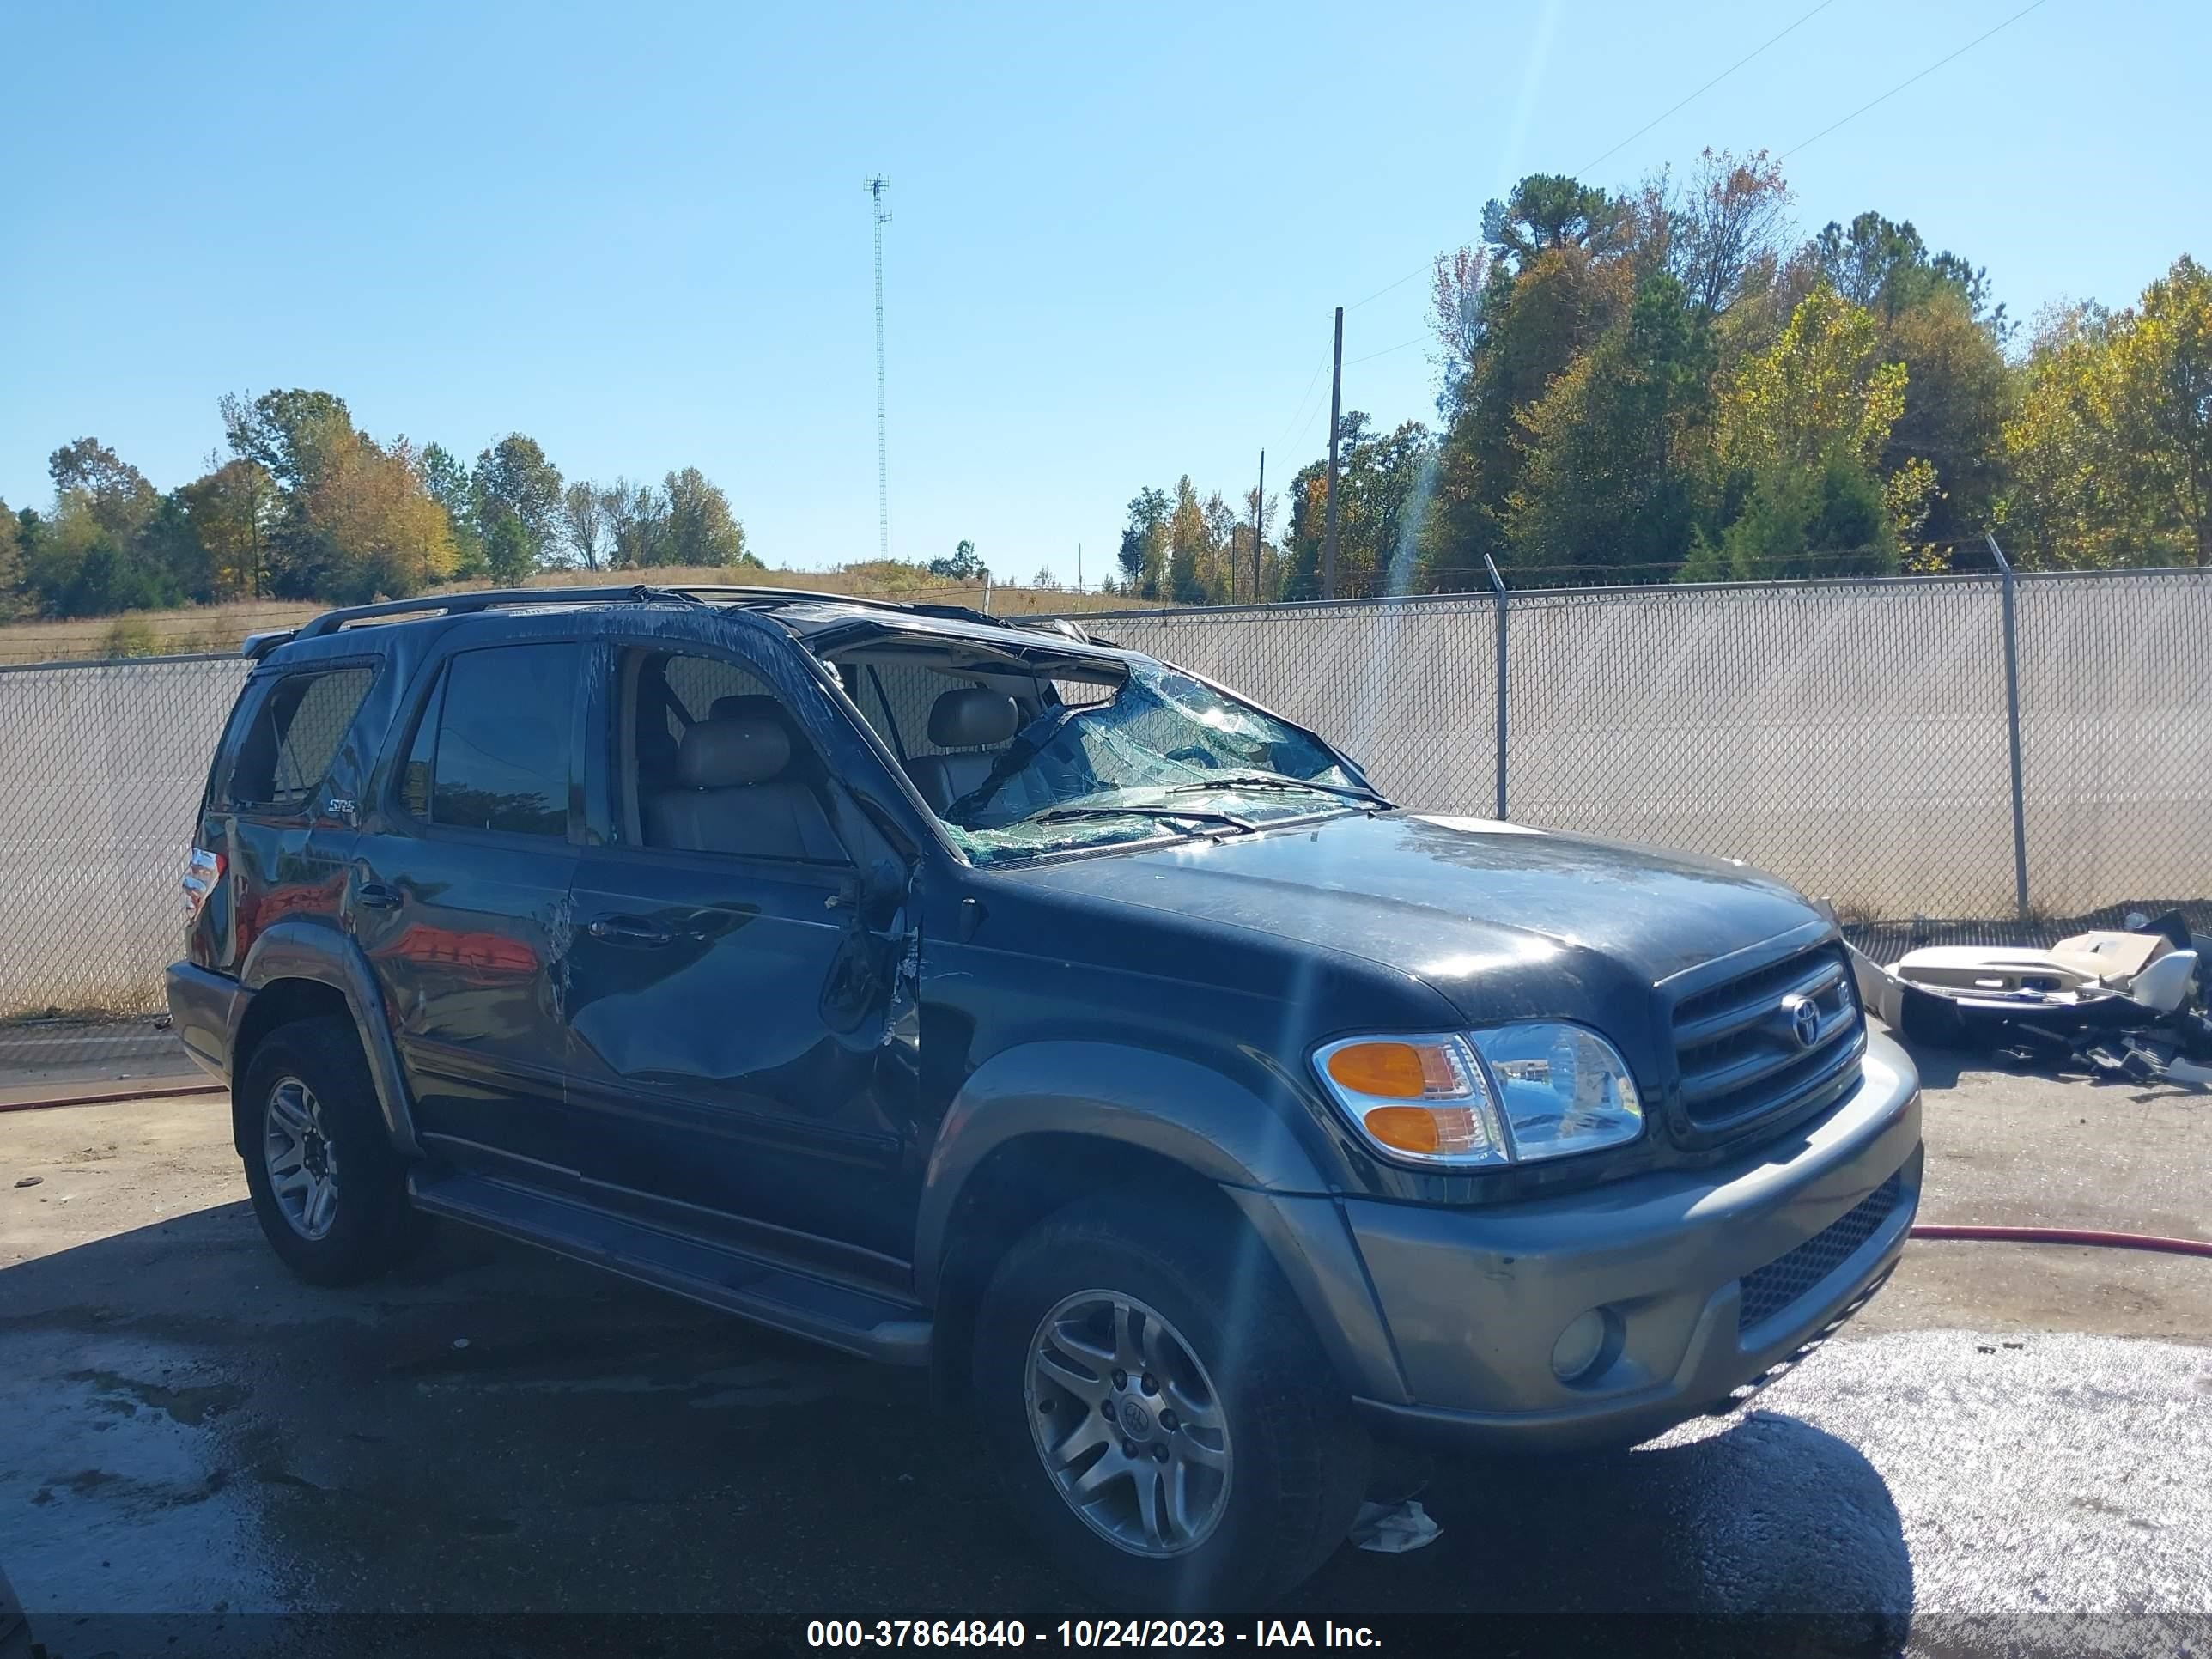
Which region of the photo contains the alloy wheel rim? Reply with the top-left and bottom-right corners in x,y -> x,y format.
1024,1290 -> 1233,1558
264,1076 -> 340,1241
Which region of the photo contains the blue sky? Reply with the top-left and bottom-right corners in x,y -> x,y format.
3,0 -> 2201,585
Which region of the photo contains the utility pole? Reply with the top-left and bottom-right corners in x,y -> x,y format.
1252,450 -> 1265,603
865,175 -> 892,561
1322,306 -> 1344,599
1077,542 -> 1083,592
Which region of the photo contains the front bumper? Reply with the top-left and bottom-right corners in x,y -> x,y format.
1341,1030 -> 1922,1452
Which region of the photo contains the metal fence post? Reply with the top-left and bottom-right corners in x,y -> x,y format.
1483,556 -> 1509,820
1988,532 -> 2031,920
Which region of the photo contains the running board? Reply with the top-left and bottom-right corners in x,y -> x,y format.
408,1169 -> 932,1365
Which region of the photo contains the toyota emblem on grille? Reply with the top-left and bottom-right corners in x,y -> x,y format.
1782,994 -> 1821,1049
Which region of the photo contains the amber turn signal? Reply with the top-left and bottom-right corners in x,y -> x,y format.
1324,1040 -> 1465,1100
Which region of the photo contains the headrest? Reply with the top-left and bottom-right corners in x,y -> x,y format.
710,693 -> 784,723
676,714 -> 791,788
929,686 -> 1019,749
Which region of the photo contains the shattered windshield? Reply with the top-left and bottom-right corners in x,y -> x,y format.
834,643 -> 1378,865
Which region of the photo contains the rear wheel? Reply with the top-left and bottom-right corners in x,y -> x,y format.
240,1016 -> 423,1285
973,1194 -> 1368,1611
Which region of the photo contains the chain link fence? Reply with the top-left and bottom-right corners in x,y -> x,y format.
0,653 -> 248,1070
2,566 -> 2206,1073
1087,565 -> 2212,953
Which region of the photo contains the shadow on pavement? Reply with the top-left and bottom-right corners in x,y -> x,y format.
3,1199 -> 1914,1655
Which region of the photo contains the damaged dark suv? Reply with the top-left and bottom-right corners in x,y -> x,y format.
167,585 -> 1922,1608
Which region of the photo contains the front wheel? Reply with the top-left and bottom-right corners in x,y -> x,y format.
972,1194 -> 1368,1611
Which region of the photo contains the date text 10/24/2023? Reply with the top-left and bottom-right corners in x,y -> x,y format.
805,1621 -> 1386,1649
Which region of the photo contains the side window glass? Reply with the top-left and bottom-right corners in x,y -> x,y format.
622,648 -> 844,862
399,671 -> 445,820
225,666 -> 374,811
426,644 -> 578,837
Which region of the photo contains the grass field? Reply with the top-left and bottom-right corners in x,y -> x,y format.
0,564 -> 1163,665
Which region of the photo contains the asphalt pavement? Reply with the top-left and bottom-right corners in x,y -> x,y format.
3,1059 -> 2208,1658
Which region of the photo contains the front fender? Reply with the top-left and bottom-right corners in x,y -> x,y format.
238,920 -> 422,1156
915,1040 -> 1410,1403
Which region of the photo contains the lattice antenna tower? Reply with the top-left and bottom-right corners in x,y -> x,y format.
865,175 -> 892,561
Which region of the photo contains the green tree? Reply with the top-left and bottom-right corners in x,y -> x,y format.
136,491 -> 216,604
472,434 -> 564,578
1671,149 -> 1791,321
1505,274 -> 1710,580
1481,174 -> 1625,270
1166,476 -> 1208,603
2117,254 -> 2212,564
48,437 -> 159,541
1880,285 -> 2013,550
1285,416 -> 1435,598
600,478 -> 668,569
178,459 -> 276,599
1713,283 -> 1905,479
220,390 -> 363,595
2002,257 -> 2212,567
661,466 -> 755,567
420,442 -> 483,577
928,539 -> 987,580
1422,243 -> 1633,580
302,436 -> 458,602
559,479 -> 608,569
221,390 -> 356,494
1682,449 -> 1897,580
0,501 -> 26,618
1121,487 -> 1170,597
27,440 -> 179,615
1803,212 -> 1996,326
1709,282 -> 1932,567
1115,527 -> 1143,590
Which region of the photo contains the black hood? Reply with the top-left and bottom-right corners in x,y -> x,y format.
1000,811 -> 1825,1029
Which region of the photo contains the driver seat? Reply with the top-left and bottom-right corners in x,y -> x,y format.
904,687 -> 1019,813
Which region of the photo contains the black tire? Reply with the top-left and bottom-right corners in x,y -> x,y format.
239,1015 -> 424,1286
973,1192 -> 1369,1613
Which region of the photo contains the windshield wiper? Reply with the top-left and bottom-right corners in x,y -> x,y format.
1164,771 -> 1391,806
1027,804 -> 1257,833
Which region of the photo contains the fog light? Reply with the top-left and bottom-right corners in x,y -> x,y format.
1551,1308 -> 1614,1383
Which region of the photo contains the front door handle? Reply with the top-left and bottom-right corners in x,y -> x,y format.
586,914 -> 673,947
356,882 -> 403,910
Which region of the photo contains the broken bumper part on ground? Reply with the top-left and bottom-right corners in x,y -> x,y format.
1845,911 -> 2212,1085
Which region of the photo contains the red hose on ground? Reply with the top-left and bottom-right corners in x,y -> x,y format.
1911,1223 -> 2212,1258
3,1090 -> 2212,1260
0,1082 -> 225,1115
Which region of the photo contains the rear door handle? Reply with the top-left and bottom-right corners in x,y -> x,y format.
586,914 -> 672,947
356,882 -> 403,910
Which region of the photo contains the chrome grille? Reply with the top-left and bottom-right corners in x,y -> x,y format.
1672,943 -> 1864,1136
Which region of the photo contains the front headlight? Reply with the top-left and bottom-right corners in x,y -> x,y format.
1313,1024 -> 1643,1169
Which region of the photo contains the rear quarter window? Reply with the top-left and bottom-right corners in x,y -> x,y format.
222,665 -> 376,812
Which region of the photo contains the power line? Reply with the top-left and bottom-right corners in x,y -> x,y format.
1275,352 -> 1332,447
1577,0 -> 1842,174
1346,264 -> 1427,313
1346,0 -> 1841,316
1346,336 -> 1425,368
1779,0 -> 2051,161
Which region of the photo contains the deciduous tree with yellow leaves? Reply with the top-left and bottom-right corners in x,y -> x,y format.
2002,258 -> 2212,568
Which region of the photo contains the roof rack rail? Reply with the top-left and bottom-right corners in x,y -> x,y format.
241,581 -> 1030,660
696,585 -> 1007,629
244,585 -> 711,659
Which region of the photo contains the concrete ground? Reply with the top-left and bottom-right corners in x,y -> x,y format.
2,1048 -> 2209,1657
